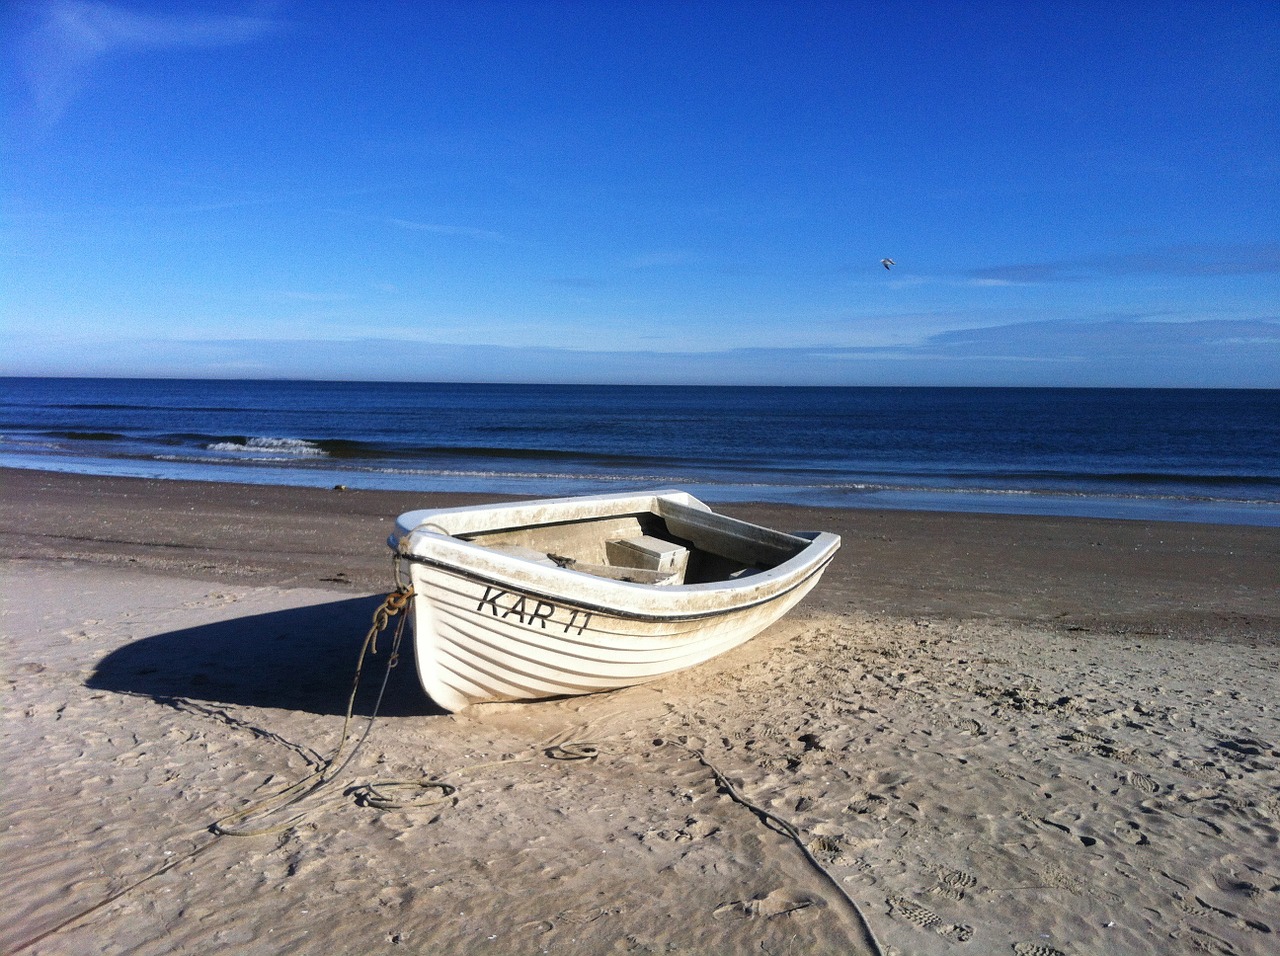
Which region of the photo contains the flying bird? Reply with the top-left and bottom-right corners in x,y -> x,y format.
881,258 -> 895,270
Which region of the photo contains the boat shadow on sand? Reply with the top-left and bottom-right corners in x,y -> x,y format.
86,594 -> 445,718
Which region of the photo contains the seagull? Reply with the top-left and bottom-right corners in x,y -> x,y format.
881,258 -> 895,270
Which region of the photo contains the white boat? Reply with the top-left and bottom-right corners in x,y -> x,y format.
388,490 -> 840,711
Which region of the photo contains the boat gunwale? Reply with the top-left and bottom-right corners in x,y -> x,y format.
390,490 -> 840,621
392,489 -> 710,541
402,546 -> 839,624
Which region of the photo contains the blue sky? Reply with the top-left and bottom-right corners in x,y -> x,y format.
3,0 -> 1278,386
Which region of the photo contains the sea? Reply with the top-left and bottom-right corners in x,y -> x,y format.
2,378 -> 1278,527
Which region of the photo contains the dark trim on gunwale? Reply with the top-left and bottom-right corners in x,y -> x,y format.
399,550 -> 838,624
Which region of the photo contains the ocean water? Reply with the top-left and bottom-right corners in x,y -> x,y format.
2,378 -> 1278,526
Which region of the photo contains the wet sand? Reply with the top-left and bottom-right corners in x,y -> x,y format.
3,468 -> 1278,954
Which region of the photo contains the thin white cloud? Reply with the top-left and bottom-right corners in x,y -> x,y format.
17,0 -> 283,124
812,350 -> 1081,364
8,316 -> 1278,386
277,290 -> 354,303
622,250 -> 694,270
969,243 -> 1280,284
388,218 -> 511,243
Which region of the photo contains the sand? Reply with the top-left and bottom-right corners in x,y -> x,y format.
2,468 -> 1278,955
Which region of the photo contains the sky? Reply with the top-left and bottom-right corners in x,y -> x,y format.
2,0 -> 1278,386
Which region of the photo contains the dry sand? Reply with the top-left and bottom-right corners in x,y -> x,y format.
2,469 -> 1278,955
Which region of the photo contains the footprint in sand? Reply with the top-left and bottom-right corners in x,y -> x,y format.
713,889 -> 816,921
642,815 -> 721,844
1037,863 -> 1086,895
845,792 -> 889,817
1012,945 -> 1066,956
1213,853 -> 1280,904
1176,892 -> 1274,935
1186,925 -> 1239,954
1174,758 -> 1233,783
808,833 -> 845,864
63,622 -> 102,643
1016,809 -> 1099,848
1217,735 -> 1274,758
1036,863 -> 1123,906
926,864 -> 979,901
1125,770 -> 1160,794
887,895 -> 973,942
1064,728 -> 1109,745
1113,819 -> 1150,845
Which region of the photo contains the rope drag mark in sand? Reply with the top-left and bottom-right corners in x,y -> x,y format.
682,743 -> 886,956
156,695 -> 327,768
6,838 -> 226,954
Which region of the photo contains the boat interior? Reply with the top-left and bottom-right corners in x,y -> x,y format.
458,499 -> 811,586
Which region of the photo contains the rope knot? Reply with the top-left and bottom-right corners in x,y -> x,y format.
369,586 -> 414,655
384,587 -> 414,615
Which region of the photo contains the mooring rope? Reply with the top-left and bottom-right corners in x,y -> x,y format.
346,741 -> 601,811
205,584 -> 604,831
211,584 -> 414,837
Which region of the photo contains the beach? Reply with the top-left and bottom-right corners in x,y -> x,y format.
3,467 -> 1278,955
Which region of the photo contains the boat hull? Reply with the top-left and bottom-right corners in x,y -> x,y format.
391,491 -> 839,711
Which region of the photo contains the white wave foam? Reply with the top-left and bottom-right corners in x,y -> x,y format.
206,437 -> 328,458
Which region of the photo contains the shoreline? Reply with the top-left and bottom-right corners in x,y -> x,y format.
3,466 -> 1277,640
4,457 -> 1278,530
4,466 -> 1279,954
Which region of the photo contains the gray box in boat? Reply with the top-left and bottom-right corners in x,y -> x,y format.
606,535 -> 690,579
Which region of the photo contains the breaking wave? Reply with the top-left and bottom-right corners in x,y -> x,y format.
205,437 -> 328,458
